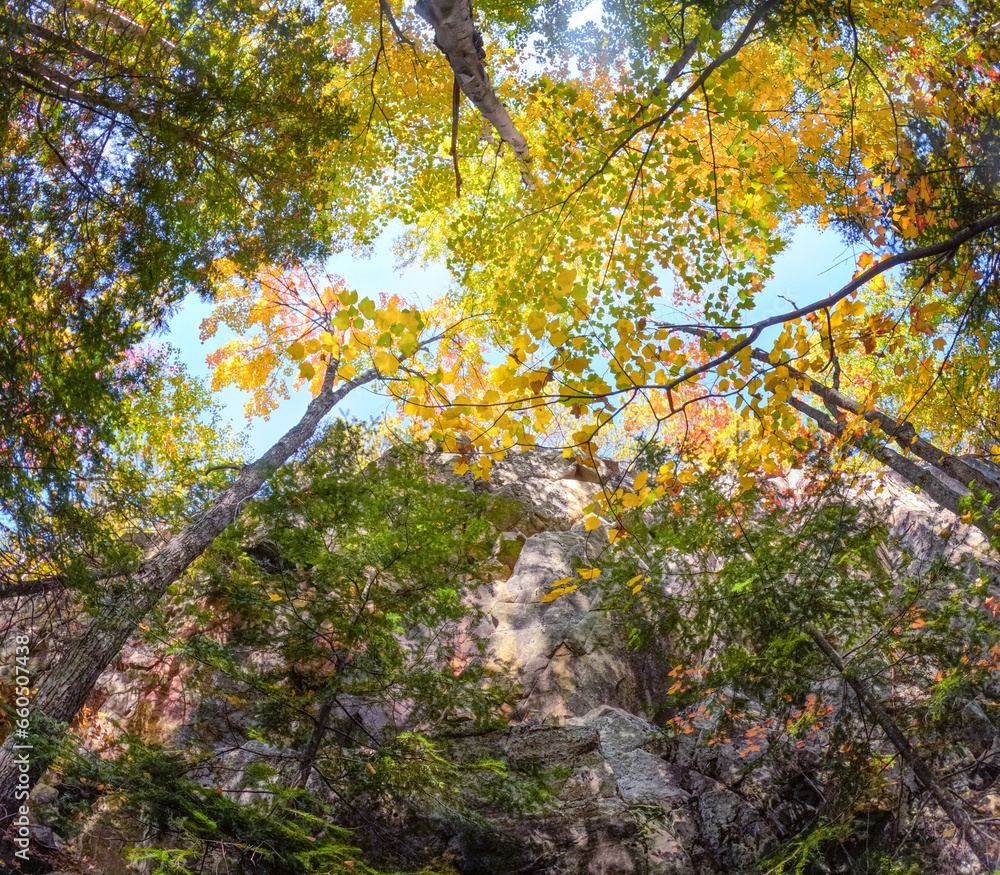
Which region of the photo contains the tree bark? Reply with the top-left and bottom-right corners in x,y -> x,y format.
0,364 -> 379,834
754,350 -> 1000,505
787,396 -> 974,521
779,387 -> 1000,547
294,699 -> 335,790
804,622 -> 997,870
414,0 -> 532,186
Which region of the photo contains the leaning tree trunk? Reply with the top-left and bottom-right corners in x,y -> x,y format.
786,395 -> 1000,549
0,364 -> 378,833
414,0 -> 532,184
752,350 -> 1000,505
804,622 -> 997,869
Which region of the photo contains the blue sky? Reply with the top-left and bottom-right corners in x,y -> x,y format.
166,228 -> 451,457
166,223 -> 855,459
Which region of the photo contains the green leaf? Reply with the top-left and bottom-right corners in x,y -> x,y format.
732,577 -> 753,594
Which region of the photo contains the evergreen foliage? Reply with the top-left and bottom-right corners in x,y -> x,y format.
40,425 -> 529,873
611,442 -> 1000,872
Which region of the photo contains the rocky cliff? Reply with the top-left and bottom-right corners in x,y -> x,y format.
18,448 -> 1000,875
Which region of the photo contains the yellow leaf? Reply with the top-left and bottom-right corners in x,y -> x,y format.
541,584 -> 578,603
525,310 -> 547,337
584,515 -> 600,531
373,350 -> 399,375
556,267 -> 577,293
268,593 -> 283,602
633,471 -> 649,490
288,342 -> 306,361
299,361 -> 315,380
577,567 -> 602,579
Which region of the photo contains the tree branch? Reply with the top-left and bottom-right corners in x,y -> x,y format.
414,0 -> 533,188
803,622 -> 997,870
562,0 -> 776,206
656,208 -> 1000,394
628,0 -> 744,123
378,0 -> 415,48
11,57 -> 247,169
451,76 -> 462,197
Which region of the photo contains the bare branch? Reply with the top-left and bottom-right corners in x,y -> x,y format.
379,0 -> 415,48
787,396 -> 968,518
451,76 -> 462,197
656,209 -> 1000,394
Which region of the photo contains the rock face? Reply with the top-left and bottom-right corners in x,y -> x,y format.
388,455 -> 999,875
490,706 -> 774,875
483,530 -> 644,722
414,449 -> 780,874
27,449 -> 1000,875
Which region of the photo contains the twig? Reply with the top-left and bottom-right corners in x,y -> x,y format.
379,0 -> 415,48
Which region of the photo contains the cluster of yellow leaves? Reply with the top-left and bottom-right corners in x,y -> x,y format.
540,567 -> 652,605
201,260 -> 426,416
382,1 -> 973,480
196,0 -> 998,538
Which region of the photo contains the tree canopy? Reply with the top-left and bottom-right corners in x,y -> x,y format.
3,0 -> 1000,869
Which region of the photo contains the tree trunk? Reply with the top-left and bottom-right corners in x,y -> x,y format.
754,350 -> 1000,505
0,365 -> 378,835
789,396 -> 967,509
804,622 -> 997,870
294,699 -> 335,790
414,0 -> 532,185
786,395 -> 1000,547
